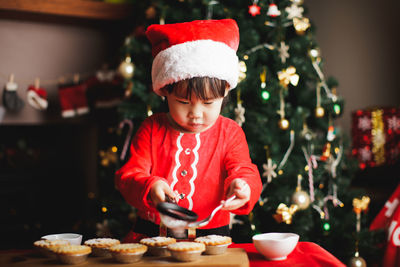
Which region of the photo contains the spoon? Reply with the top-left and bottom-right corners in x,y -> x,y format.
157,195 -> 236,230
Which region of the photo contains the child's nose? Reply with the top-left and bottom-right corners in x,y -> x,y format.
189,104 -> 202,119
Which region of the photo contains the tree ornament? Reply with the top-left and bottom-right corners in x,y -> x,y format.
285,4 -> 304,19
234,102 -> 246,127
118,119 -> 134,161
238,60 -> 247,82
263,158 -> 277,183
293,17 -> 310,35
292,175 -> 311,210
248,3 -> 261,17
301,122 -> 315,141
260,67 -> 267,89
348,253 -> 367,267
99,146 -> 118,167
267,3 -> 281,17
118,55 -> 135,79
350,196 -> 370,267
290,0 -> 304,5
234,89 -> 245,126
309,47 -> 321,60
273,203 -> 298,224
292,189 -> 310,210
277,66 -> 299,87
277,41 -> 290,63
278,118 -> 290,130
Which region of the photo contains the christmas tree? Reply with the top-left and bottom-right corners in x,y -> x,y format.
96,0 -> 383,264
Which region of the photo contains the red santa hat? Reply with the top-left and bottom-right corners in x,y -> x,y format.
146,19 -> 240,96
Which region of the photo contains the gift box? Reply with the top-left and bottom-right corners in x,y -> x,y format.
351,107 -> 400,169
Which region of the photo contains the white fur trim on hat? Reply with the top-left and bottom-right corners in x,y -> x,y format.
151,39 -> 239,96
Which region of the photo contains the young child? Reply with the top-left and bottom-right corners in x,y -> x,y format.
115,19 -> 262,241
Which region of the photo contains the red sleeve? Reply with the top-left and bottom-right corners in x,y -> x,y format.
223,123 -> 262,215
114,117 -> 166,211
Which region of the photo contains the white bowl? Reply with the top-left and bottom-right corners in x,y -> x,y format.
41,233 -> 82,245
252,232 -> 299,261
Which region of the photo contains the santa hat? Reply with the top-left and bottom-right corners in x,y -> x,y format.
146,19 -> 240,96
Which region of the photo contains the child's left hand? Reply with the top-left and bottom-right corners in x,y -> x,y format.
221,178 -> 250,211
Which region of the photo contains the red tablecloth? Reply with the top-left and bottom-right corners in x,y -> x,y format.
229,242 -> 345,267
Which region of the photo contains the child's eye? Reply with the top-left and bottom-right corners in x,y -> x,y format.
204,101 -> 214,105
177,100 -> 189,104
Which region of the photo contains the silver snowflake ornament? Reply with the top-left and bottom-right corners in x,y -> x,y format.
234,102 -> 246,126
262,158 -> 277,183
277,41 -> 290,64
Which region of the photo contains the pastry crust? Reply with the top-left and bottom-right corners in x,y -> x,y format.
167,241 -> 205,252
84,238 -> 120,248
51,245 -> 91,255
109,243 -> 148,254
34,239 -> 70,249
140,236 -> 176,247
194,235 -> 232,246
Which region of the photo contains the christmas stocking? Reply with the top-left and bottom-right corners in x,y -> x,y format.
58,82 -> 89,118
85,69 -> 124,109
27,85 -> 48,110
2,79 -> 24,112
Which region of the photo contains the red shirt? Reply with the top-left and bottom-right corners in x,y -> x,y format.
115,113 -> 262,229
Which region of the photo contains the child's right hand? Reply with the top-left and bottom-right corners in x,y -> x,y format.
149,180 -> 177,207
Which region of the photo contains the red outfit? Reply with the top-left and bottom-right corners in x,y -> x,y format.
115,113 -> 262,231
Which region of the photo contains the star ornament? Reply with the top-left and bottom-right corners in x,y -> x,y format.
285,4 -> 304,19
248,4 -> 261,17
277,41 -> 290,63
262,158 -> 277,183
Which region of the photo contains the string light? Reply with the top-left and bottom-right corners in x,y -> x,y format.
323,222 -> 331,231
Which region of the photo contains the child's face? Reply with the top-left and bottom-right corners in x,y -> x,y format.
164,86 -> 228,133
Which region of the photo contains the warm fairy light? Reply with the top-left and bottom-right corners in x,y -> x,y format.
304,165 -> 309,171
315,106 -> 325,118
297,174 -> 302,179
111,146 -> 118,153
101,207 -> 108,213
243,55 -> 249,60
278,169 -> 283,175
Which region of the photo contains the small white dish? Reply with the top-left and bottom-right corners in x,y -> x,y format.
252,232 -> 299,261
41,233 -> 82,245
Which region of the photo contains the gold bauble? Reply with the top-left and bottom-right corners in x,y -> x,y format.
292,189 -> 310,210
315,106 -> 325,118
118,56 -> 135,79
278,118 -> 290,130
348,256 -> 367,267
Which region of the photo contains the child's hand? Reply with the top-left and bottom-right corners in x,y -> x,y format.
149,180 -> 177,207
221,178 -> 250,211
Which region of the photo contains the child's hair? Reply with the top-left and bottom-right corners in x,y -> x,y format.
164,77 -> 229,102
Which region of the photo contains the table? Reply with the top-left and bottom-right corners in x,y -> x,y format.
229,242 -> 346,267
0,242 -> 345,267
